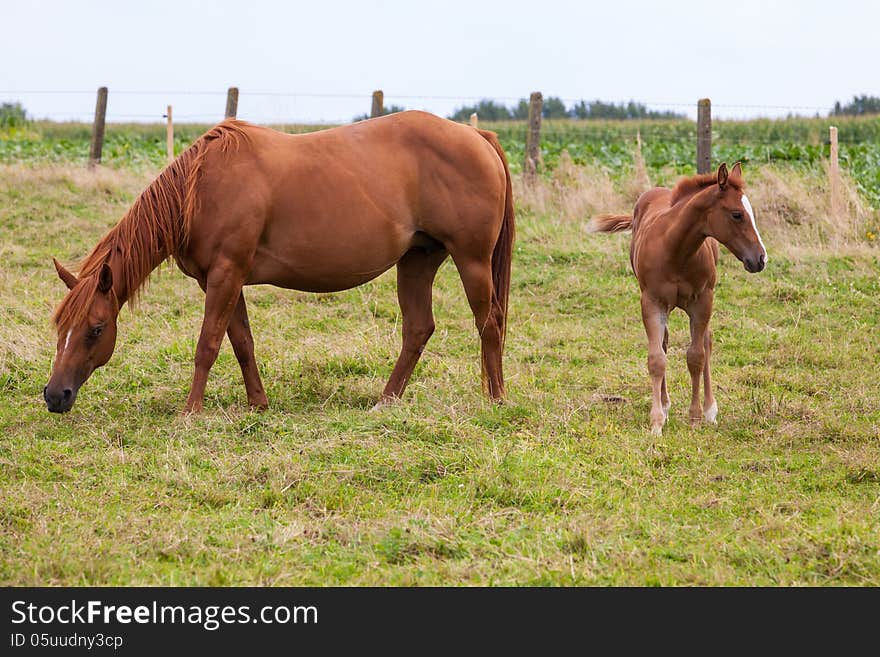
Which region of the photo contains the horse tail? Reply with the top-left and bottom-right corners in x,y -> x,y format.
478,129 -> 515,348
589,214 -> 633,233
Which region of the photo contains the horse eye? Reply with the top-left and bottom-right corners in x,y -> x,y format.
731,211 -> 744,223
90,325 -> 104,338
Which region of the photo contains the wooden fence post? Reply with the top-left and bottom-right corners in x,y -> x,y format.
88,86 -> 108,168
371,90 -> 384,118
469,112 -> 478,128
829,126 -> 842,217
225,87 -> 239,119
697,98 -> 711,174
524,91 -> 543,180
166,105 -> 174,164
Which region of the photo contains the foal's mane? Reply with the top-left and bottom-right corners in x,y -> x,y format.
668,172 -> 742,207
53,120 -> 251,332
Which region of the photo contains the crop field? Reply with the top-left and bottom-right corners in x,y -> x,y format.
1,117 -> 879,585
3,115 -> 880,208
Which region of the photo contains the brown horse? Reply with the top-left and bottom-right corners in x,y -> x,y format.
590,162 -> 766,435
44,111 -> 514,413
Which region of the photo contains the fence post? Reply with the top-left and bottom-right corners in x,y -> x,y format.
88,86 -> 108,168
469,112 -> 478,128
829,126 -> 841,218
166,105 -> 174,164
225,87 -> 239,119
371,90 -> 384,118
697,98 -> 711,174
524,91 -> 543,180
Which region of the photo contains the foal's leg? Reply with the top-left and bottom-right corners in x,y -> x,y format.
702,328 -> 717,423
661,326 -> 670,419
685,291 -> 713,426
640,296 -> 668,435
226,291 -> 268,410
375,248 -> 448,407
453,255 -> 505,401
184,260 -> 246,414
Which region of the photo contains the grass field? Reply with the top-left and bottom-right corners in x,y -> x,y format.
1,121 -> 879,585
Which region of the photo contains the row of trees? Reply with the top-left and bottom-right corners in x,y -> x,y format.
5,95 -> 878,127
446,94 -> 880,122
0,102 -> 27,127
447,97 -> 686,122
832,95 -> 880,116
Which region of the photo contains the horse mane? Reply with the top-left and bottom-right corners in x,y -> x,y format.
52,119 -> 252,332
669,171 -> 742,207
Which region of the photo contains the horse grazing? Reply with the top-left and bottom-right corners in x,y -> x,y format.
590,162 -> 766,435
44,111 -> 514,414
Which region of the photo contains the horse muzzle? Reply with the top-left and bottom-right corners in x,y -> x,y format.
43,384 -> 77,413
743,252 -> 766,273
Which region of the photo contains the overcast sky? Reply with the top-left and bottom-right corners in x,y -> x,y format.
2,0 -> 877,123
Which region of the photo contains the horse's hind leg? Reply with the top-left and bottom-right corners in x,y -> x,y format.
661,326 -> 670,419
641,295 -> 668,435
376,247 -> 448,407
453,255 -> 505,401
226,291 -> 268,410
702,328 -> 717,423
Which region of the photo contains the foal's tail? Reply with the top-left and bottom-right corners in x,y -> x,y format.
478,129 -> 515,348
588,214 -> 633,233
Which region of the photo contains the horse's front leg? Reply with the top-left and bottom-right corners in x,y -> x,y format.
640,295 -> 668,436
685,290 -> 713,426
184,261 -> 246,414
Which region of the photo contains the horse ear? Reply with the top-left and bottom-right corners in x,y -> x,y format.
53,257 -> 78,290
98,262 -> 113,294
730,161 -> 743,183
717,162 -> 729,190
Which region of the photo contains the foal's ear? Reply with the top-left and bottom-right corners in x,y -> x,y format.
53,257 -> 78,290
717,162 -> 729,190
729,161 -> 744,183
98,262 -> 113,294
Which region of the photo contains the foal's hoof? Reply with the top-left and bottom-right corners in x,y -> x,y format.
703,401 -> 718,424
650,424 -> 663,437
370,397 -> 398,413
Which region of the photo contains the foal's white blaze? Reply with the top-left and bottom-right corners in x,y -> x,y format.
741,194 -> 767,259
63,330 -> 72,354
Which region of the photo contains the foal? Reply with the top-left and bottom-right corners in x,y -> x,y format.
591,162 -> 767,435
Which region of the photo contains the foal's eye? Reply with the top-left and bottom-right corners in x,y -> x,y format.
731,211 -> 744,223
89,325 -> 104,339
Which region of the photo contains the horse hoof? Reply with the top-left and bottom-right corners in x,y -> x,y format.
703,402 -> 718,424
650,424 -> 663,437
247,394 -> 269,411
370,397 -> 397,413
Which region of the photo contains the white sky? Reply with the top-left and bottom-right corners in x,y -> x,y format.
1,0 -> 877,123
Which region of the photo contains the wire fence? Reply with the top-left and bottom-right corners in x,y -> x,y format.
0,88 -> 850,127
2,88 -> 878,209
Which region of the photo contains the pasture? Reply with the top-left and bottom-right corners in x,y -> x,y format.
1,120 -> 879,585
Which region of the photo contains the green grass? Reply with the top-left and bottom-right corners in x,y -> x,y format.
1,150 -> 879,585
